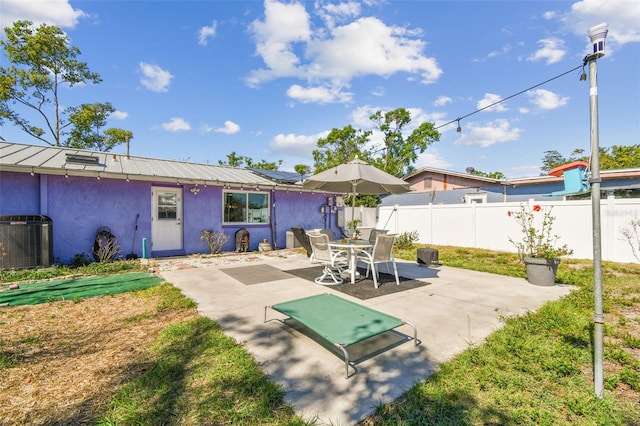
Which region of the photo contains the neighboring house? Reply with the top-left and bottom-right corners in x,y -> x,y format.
386,166 -> 640,206
403,167 -> 501,192
0,142 -> 338,265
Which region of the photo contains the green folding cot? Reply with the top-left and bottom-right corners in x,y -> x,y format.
264,293 -> 418,378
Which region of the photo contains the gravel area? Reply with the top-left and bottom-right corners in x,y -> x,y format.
145,248 -> 307,272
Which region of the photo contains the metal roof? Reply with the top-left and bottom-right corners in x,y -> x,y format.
379,188 -> 565,206
0,142 -> 302,188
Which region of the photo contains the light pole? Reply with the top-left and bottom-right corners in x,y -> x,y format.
585,22 -> 608,399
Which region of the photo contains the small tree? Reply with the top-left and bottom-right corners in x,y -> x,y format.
395,230 -> 419,250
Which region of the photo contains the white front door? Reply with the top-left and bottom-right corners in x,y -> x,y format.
151,187 -> 183,252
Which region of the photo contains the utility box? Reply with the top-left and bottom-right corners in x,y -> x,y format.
417,247 -> 439,267
0,215 -> 53,269
286,231 -> 302,249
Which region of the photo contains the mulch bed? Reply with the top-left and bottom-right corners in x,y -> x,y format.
0,290 -> 198,425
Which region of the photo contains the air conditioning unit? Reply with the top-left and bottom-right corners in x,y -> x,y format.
285,231 -> 302,249
0,215 -> 53,269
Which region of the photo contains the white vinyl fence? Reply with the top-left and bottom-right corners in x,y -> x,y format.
374,197 -> 640,264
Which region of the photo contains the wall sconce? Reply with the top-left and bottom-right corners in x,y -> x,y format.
190,185 -> 200,195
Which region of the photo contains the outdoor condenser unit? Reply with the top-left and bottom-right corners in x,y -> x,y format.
0,215 -> 53,269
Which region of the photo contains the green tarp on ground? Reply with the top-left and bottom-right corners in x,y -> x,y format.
0,272 -> 163,306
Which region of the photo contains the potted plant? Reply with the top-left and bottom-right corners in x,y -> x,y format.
508,204 -> 573,286
346,219 -> 362,240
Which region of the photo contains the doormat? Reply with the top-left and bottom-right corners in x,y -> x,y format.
284,266 -> 429,300
220,264 -> 294,285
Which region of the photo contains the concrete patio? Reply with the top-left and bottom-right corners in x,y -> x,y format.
157,250 -> 574,425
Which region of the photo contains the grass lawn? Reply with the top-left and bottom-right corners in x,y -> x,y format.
1,247 -> 639,425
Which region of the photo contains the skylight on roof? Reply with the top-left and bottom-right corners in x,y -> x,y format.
65,153 -> 99,165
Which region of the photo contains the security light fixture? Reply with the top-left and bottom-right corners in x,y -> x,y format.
588,23 -> 608,58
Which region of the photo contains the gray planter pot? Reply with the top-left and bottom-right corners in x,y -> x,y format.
523,257 -> 560,286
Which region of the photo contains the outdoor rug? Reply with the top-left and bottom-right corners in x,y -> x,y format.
0,272 -> 163,306
220,264 -> 295,285
284,266 -> 429,300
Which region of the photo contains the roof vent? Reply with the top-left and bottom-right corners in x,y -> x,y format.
65,153 -> 99,165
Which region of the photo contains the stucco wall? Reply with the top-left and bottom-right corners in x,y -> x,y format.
0,171 -> 41,213
1,170 -> 339,264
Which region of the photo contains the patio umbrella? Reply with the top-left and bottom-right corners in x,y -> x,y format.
302,158 -> 411,230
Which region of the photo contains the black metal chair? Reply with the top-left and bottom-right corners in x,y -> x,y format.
291,226 -> 313,257
319,228 -> 335,241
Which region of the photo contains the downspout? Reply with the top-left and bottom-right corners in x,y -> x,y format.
270,190 -> 278,249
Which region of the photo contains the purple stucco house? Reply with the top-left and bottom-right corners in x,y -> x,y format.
0,142 -> 342,265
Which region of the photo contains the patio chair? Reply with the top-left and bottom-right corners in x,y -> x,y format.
358,234 -> 400,289
368,228 -> 388,244
308,233 -> 349,285
320,228 -> 335,241
291,226 -> 313,257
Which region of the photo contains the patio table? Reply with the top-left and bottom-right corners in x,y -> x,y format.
329,239 -> 372,284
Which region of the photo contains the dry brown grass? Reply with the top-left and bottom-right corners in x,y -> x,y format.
0,290 -> 198,425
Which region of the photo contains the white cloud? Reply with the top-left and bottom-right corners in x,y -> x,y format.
247,1 -> 442,104
316,1 -> 361,29
414,148 -> 452,169
200,124 -> 214,133
371,86 -> 385,97
487,44 -> 512,59
215,120 -> 240,134
0,0 -> 87,30
350,105 -> 379,128
161,117 -> 191,132
286,84 -> 353,104
434,96 -> 452,107
139,63 -> 173,92
306,17 -> 441,83
527,89 -> 569,110
477,93 -> 507,112
564,0 -> 640,47
246,0 -> 311,85
110,110 -> 128,119
454,119 -> 522,147
527,38 -> 566,64
269,130 -> 330,158
198,20 -> 217,46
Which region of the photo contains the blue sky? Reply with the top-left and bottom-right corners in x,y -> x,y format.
1,0 -> 639,178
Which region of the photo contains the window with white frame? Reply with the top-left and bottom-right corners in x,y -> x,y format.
223,191 -> 269,224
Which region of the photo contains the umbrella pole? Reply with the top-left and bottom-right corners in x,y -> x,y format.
350,183 -> 357,238
351,194 -> 356,238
